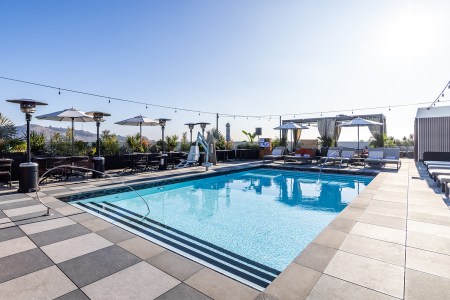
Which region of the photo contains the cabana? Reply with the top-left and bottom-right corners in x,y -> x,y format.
415,106 -> 450,162
281,114 -> 387,149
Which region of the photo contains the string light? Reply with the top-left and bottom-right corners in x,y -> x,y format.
389,106 -> 391,111
2,76 -> 450,119
146,104 -> 148,109
428,80 -> 450,109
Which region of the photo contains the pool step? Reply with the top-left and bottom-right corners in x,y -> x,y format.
73,201 -> 280,290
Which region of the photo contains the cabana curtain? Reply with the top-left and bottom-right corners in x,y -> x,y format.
364,116 -> 385,138
317,118 -> 336,139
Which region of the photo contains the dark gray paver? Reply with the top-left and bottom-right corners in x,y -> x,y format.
156,283 -> 211,300
58,245 -> 140,287
96,225 -> 136,244
11,210 -> 63,225
0,226 -> 24,242
294,242 -> 338,272
28,224 -> 91,247
0,211 -> 6,218
147,251 -> 204,281
55,289 -> 90,300
0,248 -> 53,284
0,199 -> 38,211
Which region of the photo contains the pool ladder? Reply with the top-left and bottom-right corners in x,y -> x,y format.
317,150 -> 341,183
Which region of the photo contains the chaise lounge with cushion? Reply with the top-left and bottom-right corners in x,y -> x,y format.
263,146 -> 286,162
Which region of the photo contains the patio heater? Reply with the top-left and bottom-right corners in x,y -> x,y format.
158,118 -> 171,170
184,123 -> 196,144
86,111 -> 111,178
6,99 -> 48,193
197,122 -> 210,138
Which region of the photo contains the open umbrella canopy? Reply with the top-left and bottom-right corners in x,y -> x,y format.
36,108 -> 94,156
115,115 -> 159,126
115,115 -> 159,145
36,108 -> 94,122
274,122 -> 309,152
337,117 -> 382,127
274,122 -> 309,130
337,117 -> 383,151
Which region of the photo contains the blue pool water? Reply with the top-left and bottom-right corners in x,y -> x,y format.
71,168 -> 371,288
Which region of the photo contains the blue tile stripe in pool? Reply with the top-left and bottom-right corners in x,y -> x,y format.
74,201 -> 280,288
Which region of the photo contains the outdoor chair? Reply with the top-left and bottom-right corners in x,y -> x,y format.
0,159 -> 13,187
381,148 -> 401,170
339,150 -> 356,167
283,148 -> 318,164
71,156 -> 93,179
428,167 -> 450,181
44,157 -> 69,181
176,146 -> 200,168
424,161 -> 450,169
363,149 -> 384,168
263,146 -> 286,162
319,147 -> 342,165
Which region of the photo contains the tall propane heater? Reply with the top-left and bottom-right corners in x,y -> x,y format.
86,111 -> 111,178
6,99 -> 48,193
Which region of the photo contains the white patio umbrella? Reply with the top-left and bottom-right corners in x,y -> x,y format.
274,122 -> 309,152
115,115 -> 159,145
337,117 -> 383,151
36,108 -> 94,156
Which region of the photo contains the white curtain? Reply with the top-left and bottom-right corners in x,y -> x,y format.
365,116 -> 384,137
317,118 -> 336,139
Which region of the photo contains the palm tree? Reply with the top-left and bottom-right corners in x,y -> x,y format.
0,113 -> 16,141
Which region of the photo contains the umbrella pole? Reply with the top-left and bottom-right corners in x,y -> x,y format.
71,118 -> 74,156
357,124 -> 360,154
291,130 -> 293,152
140,123 -> 142,146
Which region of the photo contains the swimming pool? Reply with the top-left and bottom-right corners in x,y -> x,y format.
69,168 -> 372,289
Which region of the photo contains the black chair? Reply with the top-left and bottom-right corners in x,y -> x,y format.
44,157 -> 68,181
0,159 -> 13,187
70,156 -> 92,179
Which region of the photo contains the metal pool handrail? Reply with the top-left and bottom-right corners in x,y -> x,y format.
35,165 -> 151,221
317,150 -> 341,183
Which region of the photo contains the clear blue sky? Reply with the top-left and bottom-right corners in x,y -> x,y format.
1,0 -> 450,142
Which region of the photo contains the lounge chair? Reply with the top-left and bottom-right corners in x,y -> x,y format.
283,148 -> 318,164
428,168 -> 450,181
263,146 -> 286,162
424,161 -> 450,169
381,148 -> 401,170
176,146 -> 200,168
363,149 -> 384,168
0,159 -> 12,187
319,147 -> 342,165
435,174 -> 450,192
340,150 -> 356,167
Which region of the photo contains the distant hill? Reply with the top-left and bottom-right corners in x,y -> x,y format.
14,124 -> 127,143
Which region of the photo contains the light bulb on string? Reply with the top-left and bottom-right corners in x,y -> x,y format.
146,105 -> 148,109
389,106 -> 391,111
108,98 -> 110,103
58,88 -> 61,95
